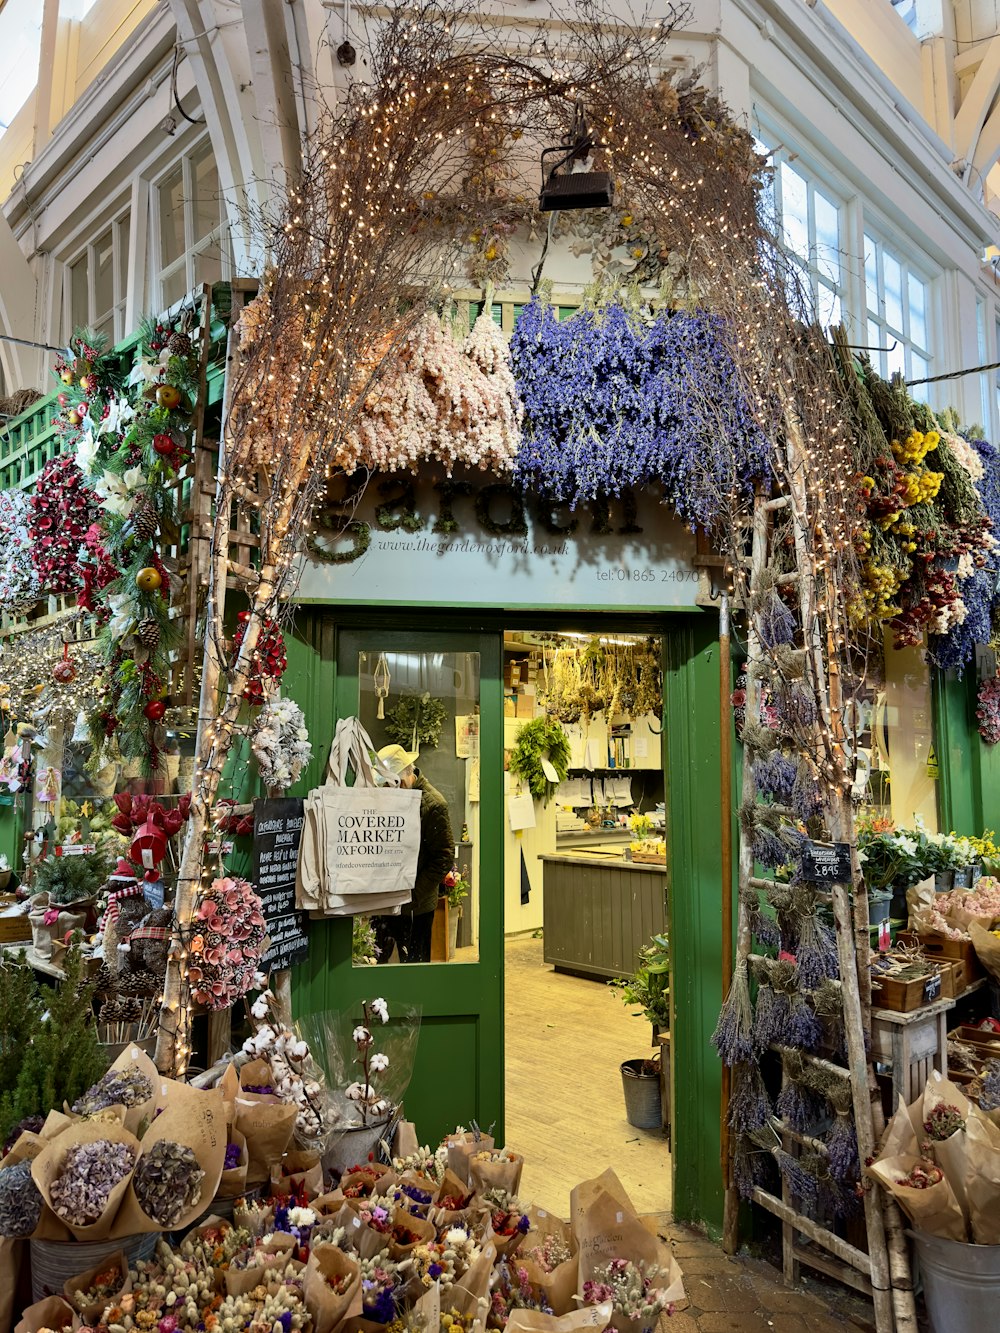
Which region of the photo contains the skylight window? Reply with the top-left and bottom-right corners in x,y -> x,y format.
0,0 -> 43,135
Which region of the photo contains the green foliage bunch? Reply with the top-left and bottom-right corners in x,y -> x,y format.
32,848 -> 111,904
0,943 -> 108,1143
609,932 -> 671,1028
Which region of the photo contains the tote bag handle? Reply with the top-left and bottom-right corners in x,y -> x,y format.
324,716 -> 396,789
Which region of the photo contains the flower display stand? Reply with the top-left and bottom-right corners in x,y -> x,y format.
871,994 -> 952,1106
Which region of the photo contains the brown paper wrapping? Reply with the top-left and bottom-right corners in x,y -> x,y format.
866,1154 -> 967,1241
965,1115 -> 1000,1245
13,1295 -> 76,1333
0,1132 -> 70,1241
921,1075 -> 976,1226
394,1170 -> 438,1216
233,1197 -> 275,1236
313,1191 -> 347,1217
468,1151 -> 523,1198
387,1207 -> 435,1259
108,1045 -> 160,1137
224,1234 -> 300,1297
971,922 -> 1000,983
520,1207 -> 579,1316
392,1120 -> 419,1161
235,1096 -> 297,1185
118,1083 -> 227,1234
303,1241 -> 362,1333
340,1163 -> 396,1199
878,1096 -> 921,1160
429,1169 -> 476,1230
31,1121 -> 142,1242
569,1170 -> 685,1316
446,1132 -> 495,1185
63,1248 -> 131,1324
328,1202 -> 386,1260
216,1128 -> 249,1200
506,1304 -> 615,1333
0,1237 -> 22,1333
40,1112 -> 74,1142
272,1149 -> 324,1199
450,1237 -> 496,1324
239,1058 -> 281,1103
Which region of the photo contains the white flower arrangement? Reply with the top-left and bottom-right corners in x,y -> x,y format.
0,490 -> 40,615
242,987 -> 328,1145
351,998 -> 393,1124
251,694 -> 313,792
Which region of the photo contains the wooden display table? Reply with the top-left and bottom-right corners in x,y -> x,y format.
871,995 -> 953,1105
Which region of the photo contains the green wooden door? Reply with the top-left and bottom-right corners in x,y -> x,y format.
290,623 -> 505,1148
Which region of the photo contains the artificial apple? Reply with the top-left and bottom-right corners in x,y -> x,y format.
156,384 -> 182,410
143,699 -> 166,721
152,433 -> 175,456
135,566 -> 163,593
60,369 -> 74,385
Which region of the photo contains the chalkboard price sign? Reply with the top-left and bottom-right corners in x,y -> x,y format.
253,797 -> 309,972
800,840 -> 853,884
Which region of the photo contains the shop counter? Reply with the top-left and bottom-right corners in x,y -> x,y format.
539,849 -> 667,980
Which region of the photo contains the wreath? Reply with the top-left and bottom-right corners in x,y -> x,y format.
384,693 -> 447,749
509,716 -> 570,804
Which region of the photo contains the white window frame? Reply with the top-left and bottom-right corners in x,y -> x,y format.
151,137 -> 231,311
63,206 -> 131,345
753,117 -> 849,332
861,226 -> 934,399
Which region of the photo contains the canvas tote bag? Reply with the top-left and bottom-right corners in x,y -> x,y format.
296,716 -> 421,916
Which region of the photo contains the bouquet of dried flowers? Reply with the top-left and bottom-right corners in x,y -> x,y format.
523,1232 -> 572,1273
132,1139 -> 205,1227
488,1258 -> 553,1328
188,876 -> 267,1010
0,1158 -> 44,1237
582,1257 -> 675,1327
243,984 -> 330,1148
49,1138 -> 136,1226
71,1066 -> 153,1115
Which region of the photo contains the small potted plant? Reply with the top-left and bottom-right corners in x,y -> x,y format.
609,933 -> 670,1133
442,863 -> 470,958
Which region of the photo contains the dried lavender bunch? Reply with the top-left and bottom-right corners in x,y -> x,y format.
711,960 -> 755,1066
133,1140 -> 205,1227
774,1148 -> 821,1207
777,682 -> 818,729
0,1160 -> 43,1237
791,759 -> 824,821
751,752 -> 797,804
757,591 -> 796,649
50,1139 -> 136,1225
746,899 -> 781,951
728,1061 -> 771,1134
752,827 -> 791,872
818,1173 -> 860,1220
733,1134 -> 769,1200
796,913 -> 839,989
72,1067 -> 153,1114
825,1111 -> 858,1184
785,994 -> 824,1051
751,985 -> 789,1052
775,1081 -> 827,1133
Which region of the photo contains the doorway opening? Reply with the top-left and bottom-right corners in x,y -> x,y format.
501,627 -> 672,1217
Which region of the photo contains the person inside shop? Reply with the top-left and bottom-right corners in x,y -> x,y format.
372,743 -> 454,963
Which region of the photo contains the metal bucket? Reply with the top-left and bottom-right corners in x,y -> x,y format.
620,1058 -> 661,1130
908,1229 -> 1000,1333
322,1117 -> 395,1180
30,1231 -> 160,1302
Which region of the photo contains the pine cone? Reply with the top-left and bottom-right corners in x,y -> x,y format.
167,331 -> 192,358
136,618 -> 161,651
118,968 -> 161,997
131,499 -> 159,542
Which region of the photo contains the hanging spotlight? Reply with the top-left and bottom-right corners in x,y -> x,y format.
539,102 -> 613,213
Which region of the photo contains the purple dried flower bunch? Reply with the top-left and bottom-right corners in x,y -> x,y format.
751,751 -> 797,804
711,959 -> 754,1067
72,1066 -> 153,1115
979,1060 -> 1000,1112
50,1138 -> 136,1225
510,297 -> 773,526
774,1081 -> 827,1134
727,1061 -> 771,1135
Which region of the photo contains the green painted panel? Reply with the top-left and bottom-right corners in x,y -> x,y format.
934,669 -> 987,834
665,617 -> 725,1235
287,618 -> 505,1144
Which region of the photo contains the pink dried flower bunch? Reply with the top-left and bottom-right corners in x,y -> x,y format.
895,1161 -> 945,1190
978,678 -> 1000,745
922,1103 -> 966,1142
524,1233 -> 572,1273
582,1257 -> 674,1324
50,1139 -> 136,1226
188,876 -> 267,1010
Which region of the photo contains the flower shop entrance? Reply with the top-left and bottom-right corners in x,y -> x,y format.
286,608 -> 728,1232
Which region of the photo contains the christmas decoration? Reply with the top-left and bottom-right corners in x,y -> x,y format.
0,490 -> 41,615
251,695 -> 313,792
26,456 -> 98,596
232,612 -> 287,705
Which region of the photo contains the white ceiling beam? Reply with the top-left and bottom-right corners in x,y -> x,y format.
954,32 -> 1000,180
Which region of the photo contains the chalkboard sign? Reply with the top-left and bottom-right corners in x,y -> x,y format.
253,797 -> 309,972
143,879 -> 165,910
800,840 -> 853,883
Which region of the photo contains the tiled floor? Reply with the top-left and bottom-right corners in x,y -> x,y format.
504,935 -> 879,1333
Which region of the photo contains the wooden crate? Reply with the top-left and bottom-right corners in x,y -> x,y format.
631,850 -> 666,865
941,960 -> 967,999
871,970 -> 941,1013
897,930 -> 983,982
949,1024 -> 1000,1060
0,897 -> 30,944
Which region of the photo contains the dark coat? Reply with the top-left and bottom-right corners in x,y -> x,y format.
410,773 -> 455,914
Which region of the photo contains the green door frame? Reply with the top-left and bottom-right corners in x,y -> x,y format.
282,605 -> 726,1230
934,668 -> 1000,835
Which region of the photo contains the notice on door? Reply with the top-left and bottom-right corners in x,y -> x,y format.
253,797 -> 309,971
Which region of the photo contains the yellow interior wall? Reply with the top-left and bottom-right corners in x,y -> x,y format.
822,0 -> 924,112
881,638 -> 939,831
73,0 -> 157,107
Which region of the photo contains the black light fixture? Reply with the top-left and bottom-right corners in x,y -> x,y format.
538,102 -> 613,213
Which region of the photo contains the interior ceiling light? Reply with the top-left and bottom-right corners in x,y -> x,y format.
539,101 -> 613,213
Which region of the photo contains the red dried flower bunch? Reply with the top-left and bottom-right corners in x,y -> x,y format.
27,456 -> 98,595
232,612 -> 288,704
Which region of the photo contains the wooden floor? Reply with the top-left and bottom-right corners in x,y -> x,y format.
503,934 -> 672,1218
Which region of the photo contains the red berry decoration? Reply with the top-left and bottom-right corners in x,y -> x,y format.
232,611 -> 288,705
27,457 -> 98,596
143,699 -> 167,721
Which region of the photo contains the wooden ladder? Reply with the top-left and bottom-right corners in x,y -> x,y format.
728,419 -> 917,1333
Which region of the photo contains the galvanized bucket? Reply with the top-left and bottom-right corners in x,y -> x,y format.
30,1231 -> 160,1302
620,1058 -> 661,1131
908,1229 -> 1000,1333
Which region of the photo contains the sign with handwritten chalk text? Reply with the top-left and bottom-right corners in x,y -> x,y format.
253,797 -> 309,972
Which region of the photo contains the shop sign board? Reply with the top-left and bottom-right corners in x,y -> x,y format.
293,468 -> 700,610
253,797 -> 309,971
